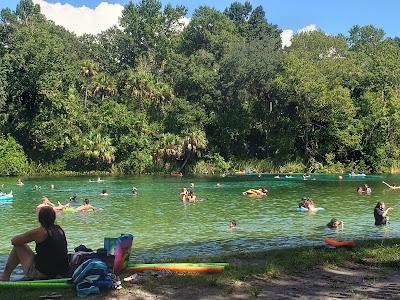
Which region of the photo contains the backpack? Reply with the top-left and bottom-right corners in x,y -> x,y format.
72,258 -> 114,297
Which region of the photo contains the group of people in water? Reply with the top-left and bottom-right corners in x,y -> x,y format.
179,188 -> 196,202
36,196 -> 99,213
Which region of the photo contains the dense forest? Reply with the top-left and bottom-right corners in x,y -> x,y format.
0,0 -> 400,176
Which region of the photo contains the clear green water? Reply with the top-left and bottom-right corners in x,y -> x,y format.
0,174 -> 399,265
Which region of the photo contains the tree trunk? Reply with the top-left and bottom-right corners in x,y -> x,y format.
179,153 -> 190,172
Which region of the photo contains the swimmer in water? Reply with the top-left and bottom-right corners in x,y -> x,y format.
180,188 -> 188,201
326,218 -> 343,229
100,189 -> 108,196
76,199 -> 99,212
242,188 -> 268,197
16,179 -> 24,186
187,190 -> 196,203
298,197 -> 317,212
131,186 -> 138,195
229,220 -> 237,229
382,181 -> 400,190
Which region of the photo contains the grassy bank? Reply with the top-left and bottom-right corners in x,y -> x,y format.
1,238 -> 400,299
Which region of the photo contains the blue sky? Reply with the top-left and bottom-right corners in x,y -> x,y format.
1,0 -> 399,37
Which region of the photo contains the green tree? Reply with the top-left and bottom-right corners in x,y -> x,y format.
79,60 -> 98,108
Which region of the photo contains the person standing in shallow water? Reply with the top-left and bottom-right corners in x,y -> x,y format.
374,201 -> 393,226
0,206 -> 69,280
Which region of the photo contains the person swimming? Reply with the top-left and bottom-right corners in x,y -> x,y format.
326,218 -> 343,229
179,188 -> 188,201
298,197 -> 317,212
16,179 -> 24,186
76,199 -> 99,212
357,183 -> 371,194
187,190 -> 196,203
382,181 -> 400,190
131,186 -> 138,195
242,188 -> 268,197
36,197 -> 69,213
229,220 -> 237,229
100,189 -> 108,196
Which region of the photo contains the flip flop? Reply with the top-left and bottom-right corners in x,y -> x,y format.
123,274 -> 141,284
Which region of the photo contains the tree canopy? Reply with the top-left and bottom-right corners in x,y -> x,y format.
1,0 -> 400,175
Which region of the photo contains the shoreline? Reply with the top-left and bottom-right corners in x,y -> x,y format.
2,238 -> 400,299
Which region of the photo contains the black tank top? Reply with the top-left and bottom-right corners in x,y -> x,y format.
35,225 -> 69,277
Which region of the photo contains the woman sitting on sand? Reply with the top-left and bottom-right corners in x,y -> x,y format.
0,206 -> 69,281
76,199 -> 99,212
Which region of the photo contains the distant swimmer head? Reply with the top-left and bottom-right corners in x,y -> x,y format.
261,188 -> 268,194
229,220 -> 237,229
101,189 -> 107,194
327,218 -> 342,229
84,198 -> 90,205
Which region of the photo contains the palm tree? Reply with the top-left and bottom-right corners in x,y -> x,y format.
79,60 -> 98,108
92,72 -> 116,101
156,130 -> 208,171
179,130 -> 208,171
81,131 -> 116,169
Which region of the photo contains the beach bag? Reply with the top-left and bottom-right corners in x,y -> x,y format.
72,258 -> 114,297
104,234 -> 133,275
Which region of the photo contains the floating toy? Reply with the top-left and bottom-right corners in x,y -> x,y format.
348,173 -> 366,177
295,207 -> 325,212
0,193 -> 13,201
0,278 -> 71,288
324,238 -> 355,248
126,262 -> 228,273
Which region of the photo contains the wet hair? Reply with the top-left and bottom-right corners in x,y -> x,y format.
84,198 -> 90,205
375,201 -> 384,209
261,188 -> 268,193
327,218 -> 341,228
38,206 -> 56,229
230,220 -> 237,226
102,189 -> 107,194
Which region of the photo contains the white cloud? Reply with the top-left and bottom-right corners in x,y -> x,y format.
32,0 -> 124,36
280,29 -> 294,48
298,24 -> 318,34
281,24 -> 318,48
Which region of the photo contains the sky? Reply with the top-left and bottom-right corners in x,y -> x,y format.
0,0 -> 399,43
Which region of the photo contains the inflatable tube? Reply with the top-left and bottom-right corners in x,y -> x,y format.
348,173 -> 366,177
0,194 -> 13,201
128,262 -> 229,268
242,189 -> 258,196
324,238 -> 355,247
295,207 -> 325,212
0,278 -> 71,288
63,207 -> 78,213
125,265 -> 224,273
